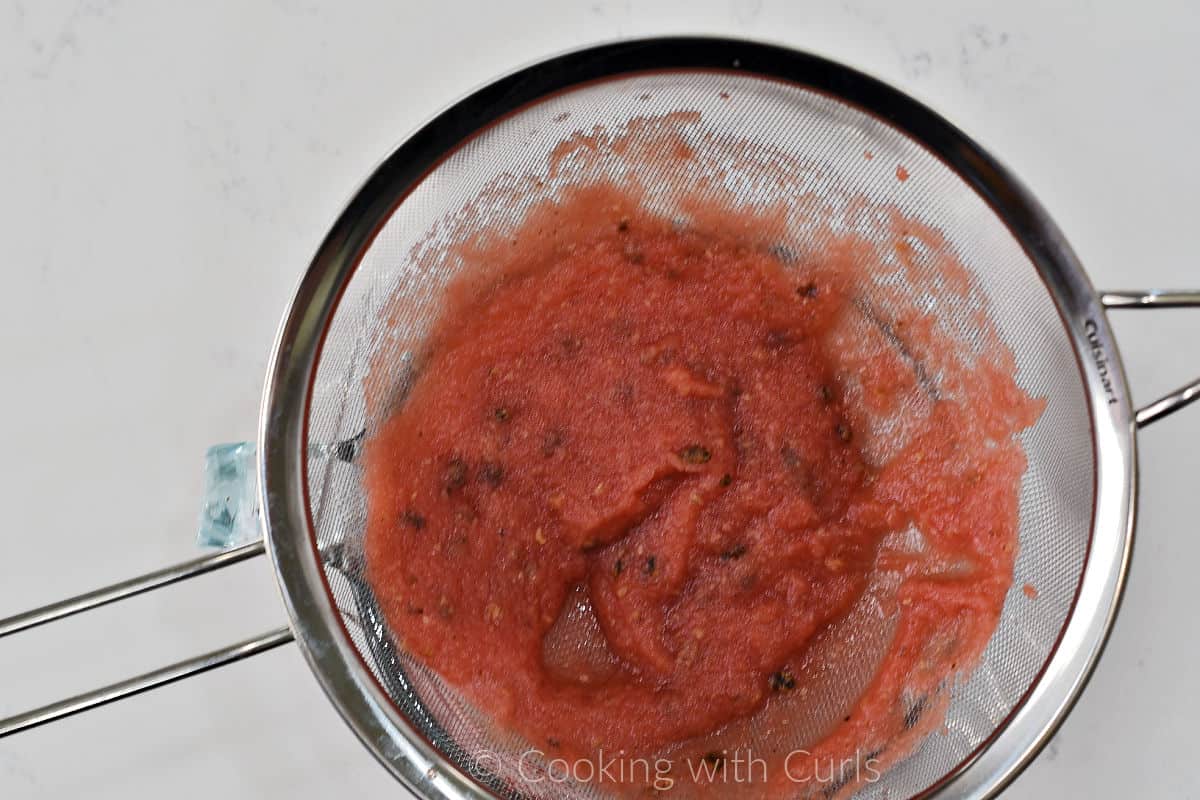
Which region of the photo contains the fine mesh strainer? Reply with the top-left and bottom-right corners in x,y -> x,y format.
3,37 -> 1200,800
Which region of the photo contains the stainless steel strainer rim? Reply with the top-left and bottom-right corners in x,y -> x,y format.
258,36 -> 1137,800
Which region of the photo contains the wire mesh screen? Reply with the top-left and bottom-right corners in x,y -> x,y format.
302,71 -> 1094,799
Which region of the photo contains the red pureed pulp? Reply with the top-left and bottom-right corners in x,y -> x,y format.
364,182 -> 1043,797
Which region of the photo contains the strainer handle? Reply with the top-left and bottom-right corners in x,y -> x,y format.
1101,290 -> 1200,426
0,541 -> 294,737
0,539 -> 266,637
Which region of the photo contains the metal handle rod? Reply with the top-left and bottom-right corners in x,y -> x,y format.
0,627 -> 294,738
1101,289 -> 1200,427
1100,290 -> 1200,309
0,539 -> 266,638
1135,377 -> 1200,428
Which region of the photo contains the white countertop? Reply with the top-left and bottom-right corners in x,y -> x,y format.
2,2 -> 1198,798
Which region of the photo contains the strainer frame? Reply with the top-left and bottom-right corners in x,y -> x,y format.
258,37 -> 1137,800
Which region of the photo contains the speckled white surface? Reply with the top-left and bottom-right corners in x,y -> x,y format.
1,2 -> 1198,798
